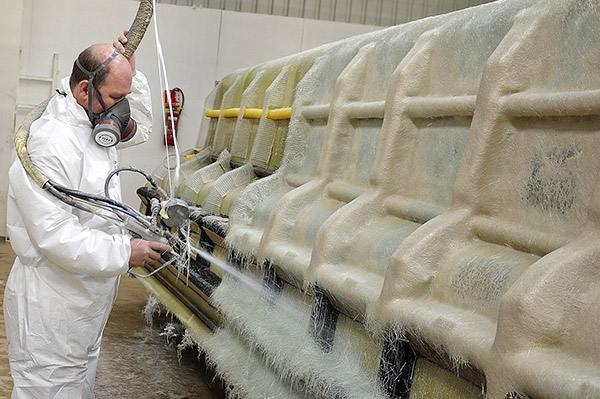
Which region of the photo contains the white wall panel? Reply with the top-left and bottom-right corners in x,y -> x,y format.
215,11 -> 304,80
0,0 -> 24,237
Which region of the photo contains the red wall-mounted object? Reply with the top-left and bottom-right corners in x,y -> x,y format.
164,87 -> 184,146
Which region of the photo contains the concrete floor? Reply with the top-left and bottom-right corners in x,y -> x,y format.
0,238 -> 225,399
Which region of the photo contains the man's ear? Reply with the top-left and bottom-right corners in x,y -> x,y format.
73,80 -> 89,107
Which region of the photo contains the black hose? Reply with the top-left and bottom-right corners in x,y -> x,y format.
104,166 -> 163,199
51,181 -> 138,216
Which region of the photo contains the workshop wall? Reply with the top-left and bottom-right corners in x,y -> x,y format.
0,1 -> 24,239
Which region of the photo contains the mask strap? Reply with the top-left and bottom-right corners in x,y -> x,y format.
75,51 -> 120,122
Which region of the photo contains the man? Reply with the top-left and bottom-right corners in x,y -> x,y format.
3,33 -> 170,398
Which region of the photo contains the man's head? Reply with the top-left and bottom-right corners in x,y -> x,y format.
70,43 -> 133,115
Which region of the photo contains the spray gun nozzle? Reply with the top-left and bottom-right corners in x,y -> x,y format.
161,198 -> 190,228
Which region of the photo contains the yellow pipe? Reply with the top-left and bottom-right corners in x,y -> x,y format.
222,108 -> 240,118
205,109 -> 220,118
243,108 -> 263,119
185,148 -> 205,161
267,107 -> 292,120
205,107 -> 293,120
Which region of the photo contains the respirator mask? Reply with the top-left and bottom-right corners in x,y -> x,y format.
91,98 -> 137,147
76,51 -> 138,147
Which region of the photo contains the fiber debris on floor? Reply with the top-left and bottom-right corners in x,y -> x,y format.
0,238 -> 224,399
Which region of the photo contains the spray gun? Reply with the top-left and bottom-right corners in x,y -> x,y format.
134,183 -> 190,230
102,166 -> 193,265
100,166 -> 195,277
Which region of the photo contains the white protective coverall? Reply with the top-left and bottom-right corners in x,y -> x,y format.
4,71 -> 152,398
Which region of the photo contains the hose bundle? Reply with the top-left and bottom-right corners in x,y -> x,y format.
14,99 -> 51,188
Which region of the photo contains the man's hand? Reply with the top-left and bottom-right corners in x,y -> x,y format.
114,30 -> 136,75
129,238 -> 172,268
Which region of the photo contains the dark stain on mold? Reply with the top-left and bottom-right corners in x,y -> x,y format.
524,144 -> 580,215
